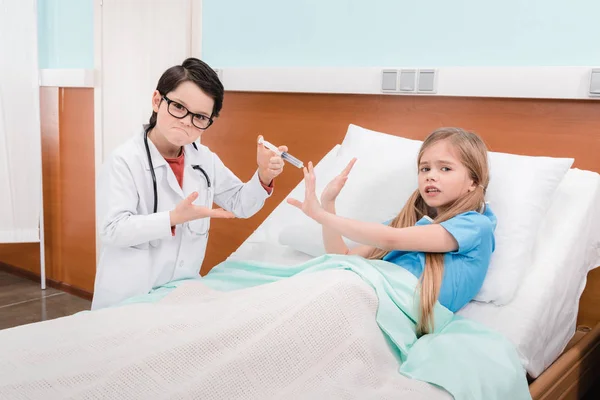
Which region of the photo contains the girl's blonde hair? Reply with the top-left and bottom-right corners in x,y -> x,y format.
368,128 -> 490,335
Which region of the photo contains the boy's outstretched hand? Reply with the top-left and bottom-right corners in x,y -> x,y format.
170,192 -> 235,226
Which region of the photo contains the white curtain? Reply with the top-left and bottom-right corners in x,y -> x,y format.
0,0 -> 42,243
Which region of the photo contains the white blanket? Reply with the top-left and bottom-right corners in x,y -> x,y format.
0,270 -> 450,399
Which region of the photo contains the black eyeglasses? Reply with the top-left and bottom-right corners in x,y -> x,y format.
162,95 -> 214,130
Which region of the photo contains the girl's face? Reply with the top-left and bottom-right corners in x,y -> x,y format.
151,81 -> 215,147
417,139 -> 476,212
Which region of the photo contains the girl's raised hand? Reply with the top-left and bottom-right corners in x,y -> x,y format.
287,162 -> 324,220
320,158 -> 356,205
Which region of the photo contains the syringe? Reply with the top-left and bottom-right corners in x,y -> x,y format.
258,137 -> 304,169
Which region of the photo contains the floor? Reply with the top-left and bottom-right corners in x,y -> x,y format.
0,270 -> 91,330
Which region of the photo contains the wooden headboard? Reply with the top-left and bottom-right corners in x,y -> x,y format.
202,91 -> 600,327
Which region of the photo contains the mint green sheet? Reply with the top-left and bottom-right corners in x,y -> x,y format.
123,254 -> 531,400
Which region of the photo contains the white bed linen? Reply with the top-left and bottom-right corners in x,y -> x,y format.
459,168 -> 600,377
0,270 -> 450,400
228,146 -> 600,378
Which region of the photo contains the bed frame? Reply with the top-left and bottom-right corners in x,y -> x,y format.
201,91 -> 600,399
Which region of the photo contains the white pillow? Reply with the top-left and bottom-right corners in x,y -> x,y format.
279,124 -> 573,305
279,135 -> 421,256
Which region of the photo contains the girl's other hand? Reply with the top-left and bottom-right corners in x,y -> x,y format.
287,162 -> 325,220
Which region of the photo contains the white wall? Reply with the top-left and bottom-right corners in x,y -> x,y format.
202,0 -> 600,68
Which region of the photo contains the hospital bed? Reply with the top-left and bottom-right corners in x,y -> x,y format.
200,91 -> 600,399
1,123 -> 599,399
223,125 -> 600,399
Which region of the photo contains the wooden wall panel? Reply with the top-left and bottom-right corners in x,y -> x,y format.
201,92 -> 600,274
578,267 -> 600,328
0,243 -> 40,275
58,88 -> 96,292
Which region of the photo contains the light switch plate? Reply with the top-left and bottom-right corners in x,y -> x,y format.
590,68 -> 600,97
399,69 -> 417,92
417,69 -> 437,93
381,69 -> 398,92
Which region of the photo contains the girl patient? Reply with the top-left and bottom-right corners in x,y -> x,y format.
288,127 -> 496,334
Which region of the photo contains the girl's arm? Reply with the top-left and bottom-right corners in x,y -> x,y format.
322,202 -> 378,256
321,201 -> 349,254
315,158 -> 373,255
315,212 -> 458,253
288,161 -> 458,254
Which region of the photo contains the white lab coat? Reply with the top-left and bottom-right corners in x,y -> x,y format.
92,129 -> 270,310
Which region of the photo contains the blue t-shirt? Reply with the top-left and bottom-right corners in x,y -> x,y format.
382,206 -> 497,312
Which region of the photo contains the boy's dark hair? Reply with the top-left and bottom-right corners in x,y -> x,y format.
147,58 -> 224,131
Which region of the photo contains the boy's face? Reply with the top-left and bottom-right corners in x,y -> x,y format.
152,81 -> 214,147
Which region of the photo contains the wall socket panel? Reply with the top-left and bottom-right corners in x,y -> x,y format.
381,68 -> 437,94
399,69 -> 417,92
381,69 -> 399,92
417,69 -> 437,94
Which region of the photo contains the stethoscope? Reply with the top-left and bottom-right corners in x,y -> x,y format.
143,129 -> 211,214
